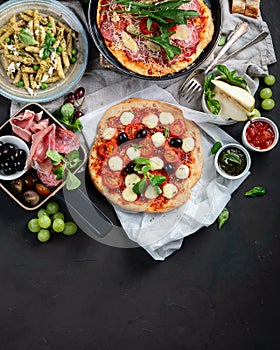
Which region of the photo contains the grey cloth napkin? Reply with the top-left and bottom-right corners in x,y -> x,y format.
9,1 -> 277,259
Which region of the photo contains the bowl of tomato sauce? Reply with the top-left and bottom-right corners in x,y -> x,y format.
242,117 -> 279,152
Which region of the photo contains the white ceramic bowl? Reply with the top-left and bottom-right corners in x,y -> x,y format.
214,143 -> 251,180
0,0 -> 88,103
242,117 -> 279,152
0,135 -> 30,181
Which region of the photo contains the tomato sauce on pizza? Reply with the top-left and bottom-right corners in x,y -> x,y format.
96,0 -> 215,77
88,98 -> 203,213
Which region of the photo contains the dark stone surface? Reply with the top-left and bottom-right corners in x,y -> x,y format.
0,1 -> 279,349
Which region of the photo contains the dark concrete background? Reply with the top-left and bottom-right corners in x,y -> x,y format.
0,1 -> 279,349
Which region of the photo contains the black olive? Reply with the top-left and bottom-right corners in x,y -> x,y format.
117,132 -> 129,145
169,138 -> 183,148
137,129 -> 147,139
15,160 -> 25,171
11,148 -> 26,162
11,178 -> 23,194
164,163 -> 174,174
3,166 -> 16,176
2,143 -> 16,157
125,162 -> 135,174
23,190 -> 40,206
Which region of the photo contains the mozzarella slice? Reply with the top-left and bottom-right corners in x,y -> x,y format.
126,146 -> 141,160
163,183 -> 178,199
149,157 -> 164,170
125,174 -> 141,189
175,164 -> 189,179
108,156 -> 123,171
151,132 -> 165,148
182,137 -> 195,153
159,112 -> 175,125
102,127 -> 116,140
142,114 -> 158,129
145,185 -> 158,200
120,111 -> 134,125
122,188 -> 138,202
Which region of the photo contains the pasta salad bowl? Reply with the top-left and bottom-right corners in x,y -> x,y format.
0,0 -> 88,103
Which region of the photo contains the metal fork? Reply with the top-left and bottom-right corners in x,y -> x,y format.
179,22 -> 249,103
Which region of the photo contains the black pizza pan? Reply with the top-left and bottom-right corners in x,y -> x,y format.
87,0 -> 222,81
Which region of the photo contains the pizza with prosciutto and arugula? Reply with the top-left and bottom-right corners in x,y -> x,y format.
88,98 -> 203,213
96,0 -> 215,77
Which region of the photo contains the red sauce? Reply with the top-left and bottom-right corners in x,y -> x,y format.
245,121 -> 275,150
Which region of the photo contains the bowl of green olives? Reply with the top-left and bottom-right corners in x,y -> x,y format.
0,135 -> 30,181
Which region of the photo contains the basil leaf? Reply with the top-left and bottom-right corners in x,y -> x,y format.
215,64 -> 248,89
18,29 -> 37,45
134,157 -> 150,165
222,153 -> 241,165
133,178 -> 147,194
46,150 -> 63,165
218,208 -> 229,230
66,169 -> 81,190
149,175 -> 166,187
244,186 -> 266,197
211,141 -> 222,154
54,165 -> 65,180
164,126 -> 170,138
206,98 -> 221,115
204,73 -> 215,92
61,103 -> 75,121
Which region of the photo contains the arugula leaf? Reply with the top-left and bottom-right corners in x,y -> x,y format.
18,29 -> 37,45
164,126 -> 170,138
109,0 -> 199,60
215,64 -> 248,89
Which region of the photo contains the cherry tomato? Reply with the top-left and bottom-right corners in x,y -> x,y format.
97,141 -> 117,158
169,119 -> 186,137
139,18 -> 159,35
140,138 -> 155,157
35,183 -> 51,197
124,124 -> 143,139
102,171 -> 123,190
164,147 -> 180,163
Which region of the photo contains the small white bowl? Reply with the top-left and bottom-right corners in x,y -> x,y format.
0,135 -> 30,181
242,117 -> 279,152
214,143 -> 251,180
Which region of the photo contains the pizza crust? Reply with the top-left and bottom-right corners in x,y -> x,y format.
96,0 -> 215,77
88,98 -> 203,213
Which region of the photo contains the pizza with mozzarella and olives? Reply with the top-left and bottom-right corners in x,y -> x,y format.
96,0 -> 215,77
88,98 -> 203,213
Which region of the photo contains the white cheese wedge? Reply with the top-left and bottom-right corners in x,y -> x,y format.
142,114 -> 158,129
145,185 -> 158,200
121,31 -> 138,53
151,132 -> 165,148
170,24 -> 189,40
125,174 -> 141,189
149,157 -> 164,170
126,146 -> 141,160
108,156 -> 123,171
102,127 -> 116,140
159,112 -> 175,125
212,80 -> 255,112
163,183 -> 178,199
122,188 -> 138,202
120,111 -> 134,125
182,137 -> 195,153
145,40 -> 161,52
175,164 -> 189,179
